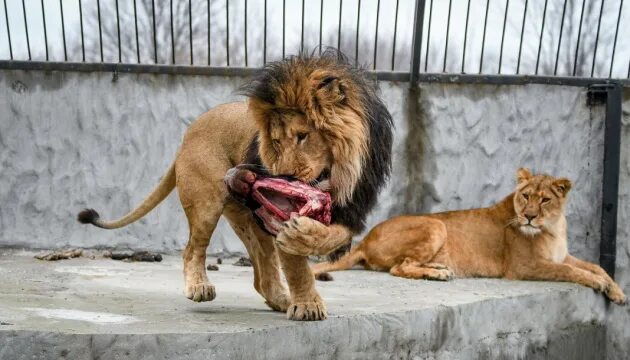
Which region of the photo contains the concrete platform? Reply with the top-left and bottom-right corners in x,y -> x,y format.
0,250 -> 610,359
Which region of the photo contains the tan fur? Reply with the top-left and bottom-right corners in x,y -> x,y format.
313,168 -> 627,305
80,56 -> 380,321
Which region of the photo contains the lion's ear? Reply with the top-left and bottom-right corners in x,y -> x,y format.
552,178 -> 572,197
314,75 -> 345,102
516,168 -> 532,184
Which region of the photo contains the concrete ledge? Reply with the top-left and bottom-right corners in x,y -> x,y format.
0,251 -> 609,359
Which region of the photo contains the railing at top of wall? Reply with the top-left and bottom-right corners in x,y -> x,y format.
0,0 -> 628,85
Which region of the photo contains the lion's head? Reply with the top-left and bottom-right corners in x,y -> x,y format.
512,168 -> 572,237
240,49 -> 393,226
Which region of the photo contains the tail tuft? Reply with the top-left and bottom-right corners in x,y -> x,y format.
78,208 -> 100,225
315,272 -> 334,281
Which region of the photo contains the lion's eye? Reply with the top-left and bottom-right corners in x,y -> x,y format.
541,198 -> 551,204
522,194 -> 529,200
297,132 -> 308,143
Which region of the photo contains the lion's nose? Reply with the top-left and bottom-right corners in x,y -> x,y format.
525,214 -> 537,222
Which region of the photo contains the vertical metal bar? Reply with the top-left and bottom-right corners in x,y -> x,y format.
226,0 -> 229,66
424,0 -> 432,72
79,0 -> 85,61
609,0 -> 623,78
319,0 -> 323,55
572,0 -> 586,76
628,59 -> 629,78
244,0 -> 247,66
479,0 -> 490,74
516,0 -> 527,74
152,0 -> 157,63
282,0 -> 285,59
115,0 -> 121,63
597,83 -> 622,278
300,0 -> 304,54
189,0 -> 194,65
355,0 -> 361,66
461,0 -> 471,73
21,0 -> 31,60
590,0 -> 605,77
3,0 -> 12,60
171,0 -> 175,64
535,0 -> 548,75
212,0 -> 215,66
338,0 -> 342,52
263,0 -> 267,64
391,0 -> 399,71
134,0 -> 140,63
60,0 -> 67,61
41,0 -> 48,61
410,0 -> 426,83
554,0 -> 567,75
373,0 -> 380,70
442,0 -> 452,72
97,0 -> 102,62
498,0 -> 509,74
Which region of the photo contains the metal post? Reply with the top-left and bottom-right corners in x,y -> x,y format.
409,0 -> 426,84
589,83 -> 622,278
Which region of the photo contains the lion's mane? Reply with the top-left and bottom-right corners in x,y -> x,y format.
239,49 -> 393,234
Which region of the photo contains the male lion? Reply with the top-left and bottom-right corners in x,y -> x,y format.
313,168 -> 626,305
78,50 -> 393,321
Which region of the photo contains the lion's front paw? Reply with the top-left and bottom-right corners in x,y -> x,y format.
286,300 -> 328,321
276,216 -> 328,256
265,291 -> 291,312
185,282 -> 216,302
606,283 -> 627,305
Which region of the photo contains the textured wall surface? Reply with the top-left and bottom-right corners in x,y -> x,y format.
606,90 -> 630,360
0,71 -> 607,261
0,71 -> 246,254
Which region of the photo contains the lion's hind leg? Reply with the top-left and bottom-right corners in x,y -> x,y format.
223,201 -> 290,312
390,258 -> 454,281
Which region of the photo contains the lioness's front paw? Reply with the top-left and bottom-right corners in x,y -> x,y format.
185,282 -> 216,302
276,217 -> 328,256
606,284 -> 627,305
589,275 -> 609,293
286,301 -> 328,321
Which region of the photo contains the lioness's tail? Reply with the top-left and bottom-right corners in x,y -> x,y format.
77,162 -> 176,229
312,247 -> 365,281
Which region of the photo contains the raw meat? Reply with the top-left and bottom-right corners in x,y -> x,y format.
250,177 -> 332,235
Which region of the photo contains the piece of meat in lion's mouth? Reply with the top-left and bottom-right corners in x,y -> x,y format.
250,177 -> 332,235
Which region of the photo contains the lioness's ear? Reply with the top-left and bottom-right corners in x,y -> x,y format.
553,178 -> 572,197
516,168 -> 532,184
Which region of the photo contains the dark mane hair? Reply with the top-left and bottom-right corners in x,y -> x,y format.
239,48 -> 393,239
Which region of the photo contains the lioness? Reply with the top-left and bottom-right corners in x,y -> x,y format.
313,168 -> 626,305
78,50 -> 393,321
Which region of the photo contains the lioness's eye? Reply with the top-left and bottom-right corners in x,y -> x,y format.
542,198 -> 551,204
297,133 -> 308,143
522,193 -> 529,200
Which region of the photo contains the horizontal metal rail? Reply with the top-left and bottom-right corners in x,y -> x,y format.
2,60 -> 628,87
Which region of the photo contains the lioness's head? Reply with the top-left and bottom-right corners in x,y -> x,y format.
240,49 -> 393,207
513,168 -> 572,236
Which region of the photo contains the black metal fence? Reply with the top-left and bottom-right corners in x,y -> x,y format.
0,0 -> 628,83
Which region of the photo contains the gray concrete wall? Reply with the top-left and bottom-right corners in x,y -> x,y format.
607,91 -> 630,360
0,69 -> 628,357
0,71 -> 607,263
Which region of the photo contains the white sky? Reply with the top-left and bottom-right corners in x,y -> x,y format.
0,0 -> 628,78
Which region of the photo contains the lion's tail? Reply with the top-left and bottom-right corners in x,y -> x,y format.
312,247 -> 365,281
77,162 -> 176,229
